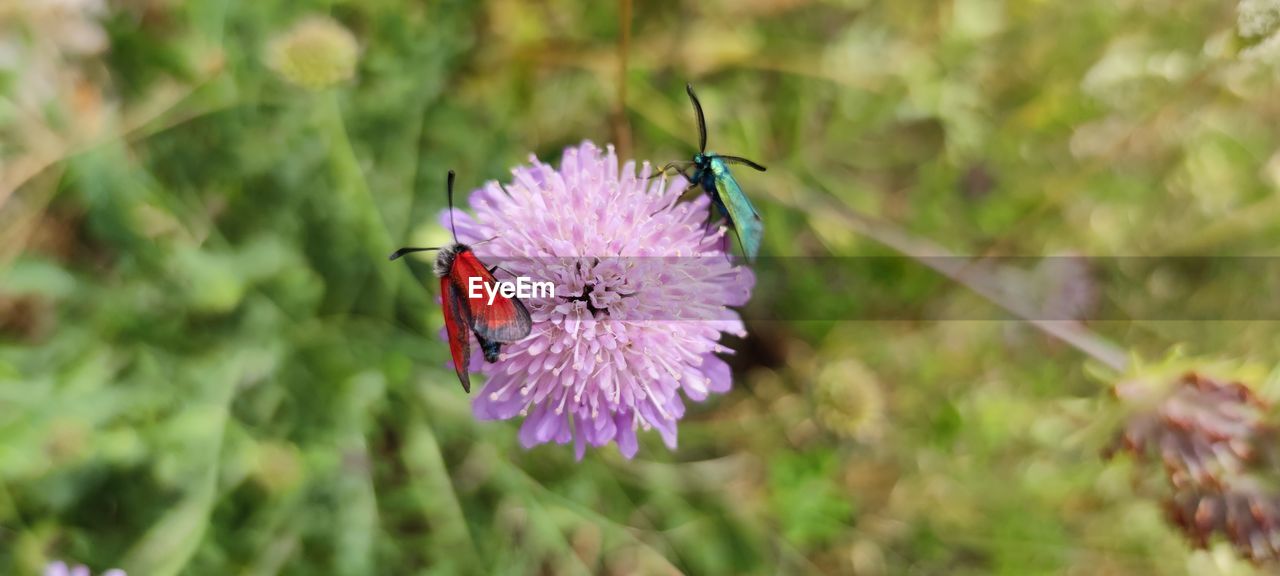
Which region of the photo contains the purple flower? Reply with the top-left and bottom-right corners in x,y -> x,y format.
44,562 -> 125,576
442,141 -> 753,458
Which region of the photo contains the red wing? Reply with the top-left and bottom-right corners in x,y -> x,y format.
449,249 -> 533,343
441,277 -> 474,393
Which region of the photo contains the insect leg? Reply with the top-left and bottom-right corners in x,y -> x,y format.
726,227 -> 749,263
679,180 -> 701,201
703,198 -> 719,237
707,209 -> 735,263
488,264 -> 521,278
648,180 -> 704,218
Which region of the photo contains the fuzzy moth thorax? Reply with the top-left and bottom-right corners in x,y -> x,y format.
434,244 -> 468,278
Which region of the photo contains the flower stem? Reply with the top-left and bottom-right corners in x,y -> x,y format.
765,179 -> 1131,373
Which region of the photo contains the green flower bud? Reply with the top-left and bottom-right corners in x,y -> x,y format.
266,16 -> 358,90
812,359 -> 886,442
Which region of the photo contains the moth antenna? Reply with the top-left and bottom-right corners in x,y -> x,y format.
446,170 -> 459,242
686,83 -> 708,153
717,155 -> 767,172
726,225 -> 752,262
389,246 -> 440,261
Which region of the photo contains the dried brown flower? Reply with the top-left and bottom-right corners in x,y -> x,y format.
1106,371 -> 1268,489
1166,484 -> 1280,563
1105,366 -> 1280,564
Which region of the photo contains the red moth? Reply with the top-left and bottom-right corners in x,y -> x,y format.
389,170 -> 533,392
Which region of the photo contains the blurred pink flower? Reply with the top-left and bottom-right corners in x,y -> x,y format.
44,561 -> 124,576
443,141 -> 753,458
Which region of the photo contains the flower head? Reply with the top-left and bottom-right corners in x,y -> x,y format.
1240,0 -> 1280,39
1167,482 -> 1280,564
442,141 -> 753,458
266,16 -> 358,90
1106,371 -> 1267,489
812,359 -> 886,443
1104,360 -> 1280,564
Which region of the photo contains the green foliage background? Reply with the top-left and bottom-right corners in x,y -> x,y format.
4,0 -> 1280,573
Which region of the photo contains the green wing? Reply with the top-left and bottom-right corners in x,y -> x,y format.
710,158 -> 763,261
